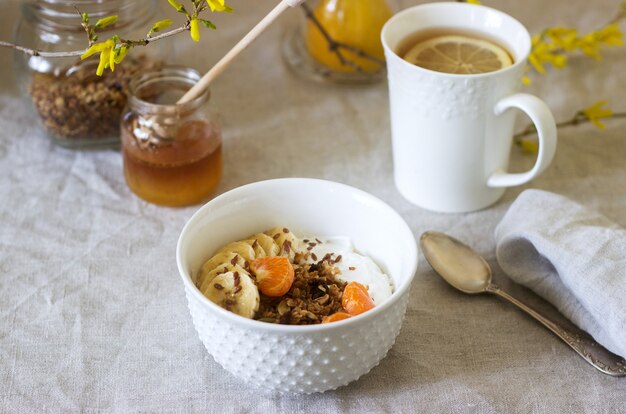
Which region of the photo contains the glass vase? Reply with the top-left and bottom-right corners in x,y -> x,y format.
282,0 -> 394,84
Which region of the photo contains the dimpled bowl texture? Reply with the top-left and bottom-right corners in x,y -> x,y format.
177,178 -> 418,393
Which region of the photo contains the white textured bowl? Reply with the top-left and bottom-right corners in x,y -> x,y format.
177,178 -> 418,393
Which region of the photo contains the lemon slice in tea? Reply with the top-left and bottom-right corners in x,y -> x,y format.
403,35 -> 513,74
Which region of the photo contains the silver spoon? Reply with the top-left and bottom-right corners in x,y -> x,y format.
420,230 -> 626,377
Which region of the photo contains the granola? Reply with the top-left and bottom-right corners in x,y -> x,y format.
196,227 -> 390,325
255,251 -> 347,325
28,56 -> 162,140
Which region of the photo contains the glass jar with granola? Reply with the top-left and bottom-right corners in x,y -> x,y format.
14,0 -> 168,148
121,66 -> 222,207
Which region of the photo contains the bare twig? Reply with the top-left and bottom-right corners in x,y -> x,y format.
119,24 -> 189,47
300,3 -> 385,73
608,1 -> 626,24
0,41 -> 85,57
0,25 -> 189,58
73,6 -> 96,47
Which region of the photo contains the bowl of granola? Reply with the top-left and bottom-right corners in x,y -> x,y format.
177,178 -> 417,393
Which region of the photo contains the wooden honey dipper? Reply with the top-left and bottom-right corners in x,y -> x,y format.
177,0 -> 306,104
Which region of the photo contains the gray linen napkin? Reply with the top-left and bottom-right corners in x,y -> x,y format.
495,189 -> 626,358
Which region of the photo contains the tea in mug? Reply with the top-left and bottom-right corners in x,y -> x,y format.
397,27 -> 515,74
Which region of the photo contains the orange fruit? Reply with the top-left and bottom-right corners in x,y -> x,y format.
342,281 -> 375,316
305,0 -> 392,73
249,256 -> 295,297
322,312 -> 352,324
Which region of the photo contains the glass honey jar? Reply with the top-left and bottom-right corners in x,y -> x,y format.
121,66 -> 222,207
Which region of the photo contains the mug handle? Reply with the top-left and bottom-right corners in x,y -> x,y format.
487,93 -> 557,188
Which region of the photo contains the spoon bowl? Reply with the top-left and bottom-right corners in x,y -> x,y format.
420,231 -> 492,294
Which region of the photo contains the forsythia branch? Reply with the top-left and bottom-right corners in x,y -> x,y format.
0,25 -> 190,59
514,101 -> 626,152
526,7 -> 625,77
0,0 -> 228,74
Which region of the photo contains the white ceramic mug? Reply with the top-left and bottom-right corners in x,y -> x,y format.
381,2 -> 557,213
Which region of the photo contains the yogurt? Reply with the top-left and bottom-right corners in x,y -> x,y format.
305,236 -> 394,305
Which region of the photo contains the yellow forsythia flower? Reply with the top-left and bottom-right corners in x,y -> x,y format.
152,19 -> 173,33
94,15 -> 118,29
593,23 -> 624,47
97,40 -> 115,75
114,46 -> 129,64
190,18 -> 200,42
581,101 -> 613,129
97,47 -> 110,76
545,27 -> 578,51
168,0 -> 185,12
519,138 -> 539,154
528,36 -> 567,74
81,39 -> 116,76
81,41 -> 111,60
527,23 -> 623,76
207,0 -> 232,12
558,24 -> 623,60
577,33 -> 602,59
109,47 -> 116,72
466,0 -> 481,4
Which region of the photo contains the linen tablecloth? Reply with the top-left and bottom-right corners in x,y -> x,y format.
1,0 -> 625,412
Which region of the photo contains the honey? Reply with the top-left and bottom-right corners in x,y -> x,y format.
122,120 -> 222,206
120,66 -> 222,207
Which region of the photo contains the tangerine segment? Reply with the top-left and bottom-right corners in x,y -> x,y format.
342,281 -> 375,316
250,256 -> 295,297
322,312 -> 352,324
403,35 -> 513,74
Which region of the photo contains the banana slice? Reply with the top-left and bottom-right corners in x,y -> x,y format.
202,271 -> 260,318
250,233 -> 281,257
245,238 -> 266,258
216,241 -> 256,262
264,227 -> 300,259
197,252 -> 247,288
199,264 -> 250,293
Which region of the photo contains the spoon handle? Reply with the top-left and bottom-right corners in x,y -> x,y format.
487,284 -> 626,377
